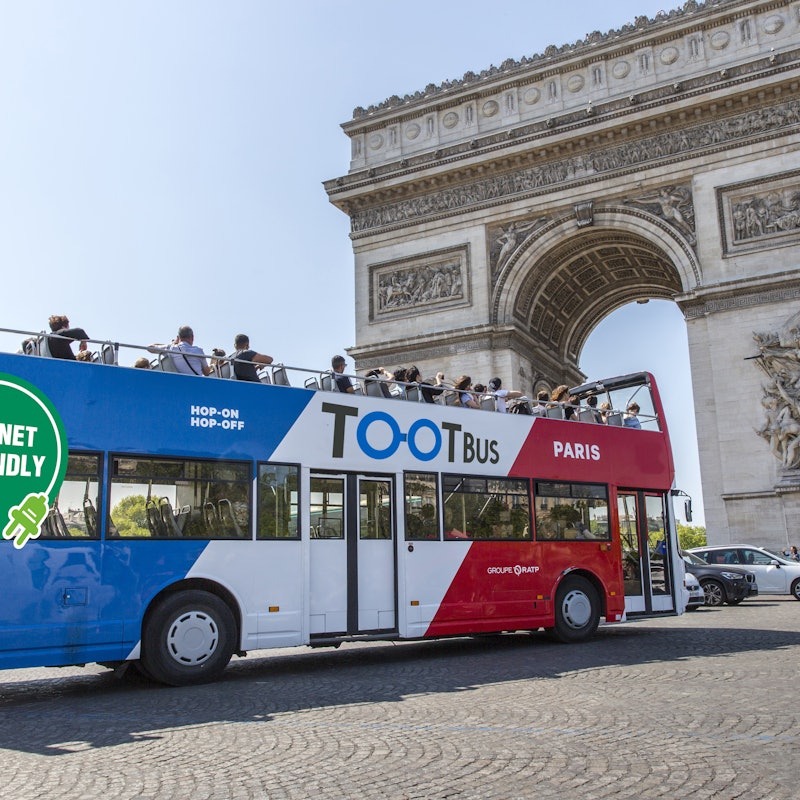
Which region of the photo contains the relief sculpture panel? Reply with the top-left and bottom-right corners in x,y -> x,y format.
753,309 -> 800,474
718,171 -> 800,255
370,246 -> 470,321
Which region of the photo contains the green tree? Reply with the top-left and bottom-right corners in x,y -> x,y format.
677,523 -> 706,550
111,494 -> 149,538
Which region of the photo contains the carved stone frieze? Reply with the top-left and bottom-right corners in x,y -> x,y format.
350,98 -> 800,235
718,170 -> 800,255
753,309 -> 800,471
369,246 -> 470,321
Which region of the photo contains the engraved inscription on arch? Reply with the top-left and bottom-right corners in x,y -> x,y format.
370,246 -> 471,321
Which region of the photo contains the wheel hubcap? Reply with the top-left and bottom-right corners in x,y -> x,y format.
561,589 -> 591,629
167,611 -> 219,665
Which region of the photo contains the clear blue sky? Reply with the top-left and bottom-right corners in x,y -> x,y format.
0,0 -> 704,524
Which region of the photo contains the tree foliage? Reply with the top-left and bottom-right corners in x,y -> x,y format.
677,523 -> 707,550
110,494 -> 149,538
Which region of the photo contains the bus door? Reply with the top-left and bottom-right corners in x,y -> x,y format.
309,473 -> 396,636
617,491 -> 674,614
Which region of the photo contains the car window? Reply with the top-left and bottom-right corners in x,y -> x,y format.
682,551 -> 706,566
705,548 -> 737,565
745,549 -> 778,566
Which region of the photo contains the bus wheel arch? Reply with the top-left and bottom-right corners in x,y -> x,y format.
546,571 -> 602,643
140,580 -> 241,686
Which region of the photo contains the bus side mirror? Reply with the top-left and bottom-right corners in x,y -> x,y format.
684,499 -> 693,523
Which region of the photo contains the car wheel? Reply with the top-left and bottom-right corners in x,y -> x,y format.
141,590 -> 236,686
726,598 -> 744,606
547,575 -> 600,643
791,579 -> 800,601
701,579 -> 726,607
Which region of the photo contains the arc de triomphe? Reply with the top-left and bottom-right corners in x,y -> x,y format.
324,0 -> 800,547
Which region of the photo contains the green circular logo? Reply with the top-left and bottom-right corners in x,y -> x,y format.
0,373 -> 68,549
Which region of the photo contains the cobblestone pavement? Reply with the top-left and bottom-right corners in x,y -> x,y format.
1,598 -> 798,800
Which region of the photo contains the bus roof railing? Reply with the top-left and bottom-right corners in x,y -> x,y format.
1,326 -> 660,427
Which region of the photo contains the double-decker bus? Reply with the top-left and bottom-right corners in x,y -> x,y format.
0,332 -> 688,685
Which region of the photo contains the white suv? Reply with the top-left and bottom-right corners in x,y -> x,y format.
688,545 -> 800,600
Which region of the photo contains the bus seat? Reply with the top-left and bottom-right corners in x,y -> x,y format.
38,334 -> 53,359
158,353 -> 179,373
215,360 -> 232,379
320,373 -> 336,392
480,396 -> 496,412
259,370 -> 272,384
365,380 -> 385,399
22,338 -> 39,356
546,405 -> 565,419
305,376 -> 321,390
159,498 -> 183,537
272,366 -> 290,386
100,342 -> 116,365
218,499 -> 243,537
606,412 -> 623,427
405,385 -> 421,403
443,391 -> 459,406
578,408 -> 597,423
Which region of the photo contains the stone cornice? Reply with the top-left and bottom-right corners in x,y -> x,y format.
347,0 -> 757,123
327,52 -> 800,201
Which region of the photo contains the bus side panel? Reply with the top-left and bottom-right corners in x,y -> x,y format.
186,540 -> 305,650
0,541 -> 123,669
424,542 -> 625,636
510,419 -> 674,489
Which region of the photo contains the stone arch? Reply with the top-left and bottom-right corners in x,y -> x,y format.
493,207 -> 700,370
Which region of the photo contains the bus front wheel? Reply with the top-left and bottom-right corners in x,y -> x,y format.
141,590 -> 236,686
547,576 -> 600,643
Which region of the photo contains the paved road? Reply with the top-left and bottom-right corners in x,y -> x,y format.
1,598 -> 798,800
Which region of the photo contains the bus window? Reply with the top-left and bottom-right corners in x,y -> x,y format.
309,477 -> 344,539
442,475 -> 531,541
534,481 -> 610,541
257,463 -> 300,539
109,456 -> 251,539
404,472 -> 439,540
40,452 -> 101,539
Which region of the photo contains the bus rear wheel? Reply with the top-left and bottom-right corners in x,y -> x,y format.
547,576 -> 600,643
141,590 -> 236,686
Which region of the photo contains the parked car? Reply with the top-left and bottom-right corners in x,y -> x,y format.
680,550 -> 757,607
688,545 -> 800,600
683,570 -> 706,611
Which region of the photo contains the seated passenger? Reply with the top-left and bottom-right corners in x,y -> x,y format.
47,314 -> 90,360
331,354 -> 355,393
599,401 -> 612,423
530,389 -> 550,416
420,371 -> 448,404
134,357 -> 151,369
454,375 -> 480,409
148,325 -> 212,376
75,349 -> 93,362
231,334 -> 273,381
487,377 -> 524,413
585,394 -> 603,423
624,402 -> 642,429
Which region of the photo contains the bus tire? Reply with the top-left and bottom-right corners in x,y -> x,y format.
141,590 -> 236,686
548,576 -> 600,643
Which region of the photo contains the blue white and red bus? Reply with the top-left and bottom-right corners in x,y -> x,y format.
0,332 -> 689,685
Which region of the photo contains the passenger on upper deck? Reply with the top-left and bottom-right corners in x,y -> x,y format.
530,390 -> 550,416
454,375 -> 480,409
585,394 -> 603,423
331,354 -> 355,393
231,334 -> 273,382
419,371 -> 448,404
47,314 -> 90,360
624,402 -> 642,429
134,357 -> 151,369
487,377 -> 524,413
149,325 -> 212,376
